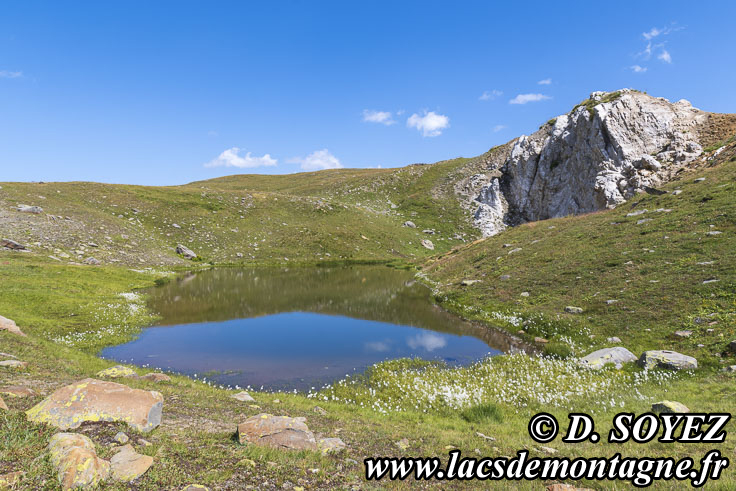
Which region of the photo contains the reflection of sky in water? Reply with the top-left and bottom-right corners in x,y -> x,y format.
103,311 -> 497,391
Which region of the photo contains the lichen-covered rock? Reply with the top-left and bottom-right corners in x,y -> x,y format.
1,386 -> 34,398
110,444 -> 154,482
652,401 -> 690,413
237,413 -> 317,450
638,350 -> 698,370
471,90 -> 707,236
317,437 -> 347,454
579,347 -> 637,369
564,306 -> 583,314
0,315 -> 26,336
47,433 -> 110,490
96,365 -> 137,378
26,378 -> 163,432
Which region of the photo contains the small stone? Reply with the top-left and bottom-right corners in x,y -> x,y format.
140,372 -> 171,383
231,391 -> 255,402
520,292 -> 530,297
110,444 -> 154,482
313,406 -> 327,416
114,432 -> 129,444
172,223 -> 181,229
237,413 -> 317,450
674,330 -> 692,338
420,239 -> 434,250
637,218 -> 652,225
1,386 -> 35,398
16,204 -> 43,214
606,299 -> 618,305
499,275 -> 511,280
0,471 -> 24,488
475,432 -> 495,441
396,438 -> 410,450
402,221 -> 416,228
461,279 -> 481,286
534,337 -> 549,344
706,231 -> 722,236
671,189 -> 682,195
0,360 -> 27,369
721,365 -> 736,373
652,401 -> 690,413
183,485 -> 210,491
694,177 -> 705,182
564,306 -> 583,314
83,257 -> 101,265
626,209 -> 648,217
138,439 -> 152,447
508,247 -> 522,254
539,446 -> 557,455
607,337 -> 622,343
317,437 -> 346,454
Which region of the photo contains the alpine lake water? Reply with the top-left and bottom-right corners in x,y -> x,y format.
102,266 -> 524,391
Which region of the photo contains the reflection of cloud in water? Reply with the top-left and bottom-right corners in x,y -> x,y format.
407,332 -> 447,352
365,340 -> 391,352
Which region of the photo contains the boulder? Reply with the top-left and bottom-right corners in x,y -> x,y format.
176,244 -> 197,259
0,315 -> 26,336
141,372 -> 171,383
237,413 -> 317,450
96,365 -> 137,378
0,360 -> 27,369
1,238 -> 26,250
47,433 -> 110,490
638,350 -> 697,370
231,391 -> 255,402
16,204 -> 43,214
420,239 -> 434,250
317,437 -> 347,454
652,401 -> 690,413
579,347 -> 637,369
1,386 -> 34,398
403,221 -> 416,228
110,444 -> 154,482
26,378 -> 163,432
564,306 -> 583,314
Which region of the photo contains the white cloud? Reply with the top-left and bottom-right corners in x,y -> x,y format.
630,65 -> 648,73
289,149 -> 343,171
207,130 -> 218,137
0,70 -> 22,78
406,111 -> 449,137
493,124 -> 507,132
537,78 -> 552,85
509,93 -> 551,105
643,27 -> 662,40
362,109 -> 395,125
204,147 -> 277,168
365,340 -> 391,352
407,332 -> 447,352
479,89 -> 502,101
658,49 -> 672,63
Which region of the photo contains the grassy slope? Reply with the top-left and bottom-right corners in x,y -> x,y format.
2,132 -> 736,488
0,158 -> 477,267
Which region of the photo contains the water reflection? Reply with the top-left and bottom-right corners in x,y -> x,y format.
102,266 -> 527,390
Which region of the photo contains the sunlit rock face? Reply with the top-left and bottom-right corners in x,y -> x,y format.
472,89 -> 706,236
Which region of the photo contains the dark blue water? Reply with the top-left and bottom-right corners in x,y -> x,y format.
101,267 -> 518,390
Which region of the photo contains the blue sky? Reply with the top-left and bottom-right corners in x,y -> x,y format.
1,1 -> 735,185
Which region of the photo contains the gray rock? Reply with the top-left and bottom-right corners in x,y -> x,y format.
606,299 -> 619,305
403,221 -> 416,228
420,239 -> 434,250
638,350 -> 698,370
231,391 -> 255,402
113,432 -> 129,444
607,337 -> 622,343
470,90 -> 706,237
317,437 -> 346,454
673,330 -> 692,338
564,306 -> 583,314
16,204 -> 43,214
1,239 -> 26,250
83,257 -> 101,265
461,279 -> 481,286
651,401 -> 690,413
579,347 -> 637,369
176,244 -> 197,259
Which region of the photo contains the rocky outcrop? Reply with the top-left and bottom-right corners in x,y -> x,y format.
26,378 -> 163,432
0,315 -> 27,336
471,90 -> 708,236
176,244 -> 197,259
